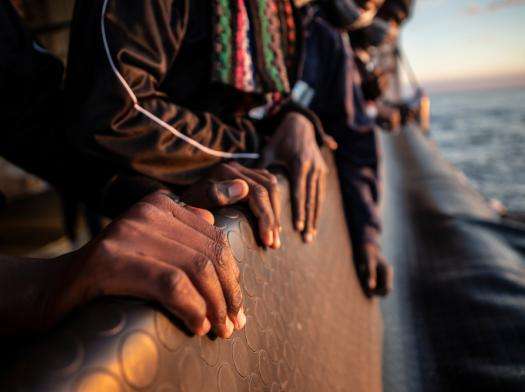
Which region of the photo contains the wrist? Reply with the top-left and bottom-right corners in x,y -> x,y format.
46,250 -> 93,326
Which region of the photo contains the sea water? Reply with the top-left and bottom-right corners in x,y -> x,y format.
429,87 -> 525,211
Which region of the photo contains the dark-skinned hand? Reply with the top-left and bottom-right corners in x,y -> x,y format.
355,242 -> 394,297
0,191 -> 245,339
378,108 -> 401,133
260,112 -> 329,243
181,161 -> 282,249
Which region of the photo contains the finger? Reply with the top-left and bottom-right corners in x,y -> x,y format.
207,179 -> 250,206
313,170 -> 326,232
208,164 -> 276,248
248,184 -> 276,248
185,206 -> 215,225
303,169 -> 319,243
292,161 -> 309,233
203,235 -> 246,330
367,252 -> 378,292
323,135 -> 338,151
373,258 -> 394,297
139,191 -> 225,242
124,226 -> 236,338
145,215 -> 244,331
102,250 -> 210,336
233,164 -> 282,248
183,252 -> 235,338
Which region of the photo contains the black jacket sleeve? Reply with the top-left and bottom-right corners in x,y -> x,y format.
66,0 -> 260,186
0,0 -> 117,208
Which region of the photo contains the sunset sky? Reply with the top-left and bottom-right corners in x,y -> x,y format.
402,0 -> 525,89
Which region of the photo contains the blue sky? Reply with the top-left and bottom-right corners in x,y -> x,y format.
402,0 -> 525,85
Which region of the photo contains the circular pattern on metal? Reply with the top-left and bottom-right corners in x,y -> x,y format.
83,302 -> 126,338
155,383 -> 178,392
228,230 -> 247,263
75,371 -> 121,392
119,331 -> 159,389
244,315 -> 260,352
178,347 -> 203,392
242,264 -> 258,297
248,373 -> 265,392
232,338 -> 251,377
217,208 -> 241,219
155,312 -> 186,352
199,335 -> 220,366
258,350 -> 272,385
254,299 -> 269,330
218,363 -> 238,392
239,220 -> 257,249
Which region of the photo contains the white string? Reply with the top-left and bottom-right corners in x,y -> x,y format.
100,0 -> 260,159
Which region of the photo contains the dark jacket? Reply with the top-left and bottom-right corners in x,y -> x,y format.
0,0 -> 121,210
66,0 -> 312,185
301,10 -> 381,247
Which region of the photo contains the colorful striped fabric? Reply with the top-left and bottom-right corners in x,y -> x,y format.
212,0 -> 297,95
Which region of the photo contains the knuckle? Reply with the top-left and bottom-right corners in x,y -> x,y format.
110,218 -> 140,240
215,307 -> 228,323
208,240 -> 228,268
252,184 -> 269,200
210,229 -> 228,250
94,238 -> 119,263
162,270 -> 190,300
134,201 -> 162,221
229,284 -> 243,311
266,180 -> 279,194
191,254 -> 215,278
143,190 -> 166,205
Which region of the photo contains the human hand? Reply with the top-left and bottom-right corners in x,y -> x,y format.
355,242 -> 393,297
53,191 -> 245,339
182,162 -> 282,249
260,112 -> 329,243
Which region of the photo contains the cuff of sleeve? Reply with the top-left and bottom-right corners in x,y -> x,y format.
255,99 -> 332,147
100,174 -> 169,218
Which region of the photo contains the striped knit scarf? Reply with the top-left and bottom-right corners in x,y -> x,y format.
212,0 -> 297,95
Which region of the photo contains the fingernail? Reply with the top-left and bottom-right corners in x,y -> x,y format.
296,221 -> 304,231
304,232 -> 313,243
225,317 -> 235,337
274,233 -> 281,249
265,230 -> 274,247
279,226 -> 283,232
227,182 -> 247,198
368,278 -> 377,290
196,318 -> 211,336
236,308 -> 247,330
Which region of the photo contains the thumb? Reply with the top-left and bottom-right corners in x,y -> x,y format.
208,179 -> 249,206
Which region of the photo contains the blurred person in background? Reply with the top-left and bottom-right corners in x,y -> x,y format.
350,0 -> 429,131
292,0 -> 393,296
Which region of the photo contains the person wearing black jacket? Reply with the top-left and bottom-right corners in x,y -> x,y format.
65,0 -> 332,247
297,0 -> 393,296
0,0 -> 285,339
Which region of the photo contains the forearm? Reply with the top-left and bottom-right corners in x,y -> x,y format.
0,254 -> 76,336
334,132 -> 381,247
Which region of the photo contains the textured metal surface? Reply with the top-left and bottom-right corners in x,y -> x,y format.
2,152 -> 382,391
380,127 -> 525,392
